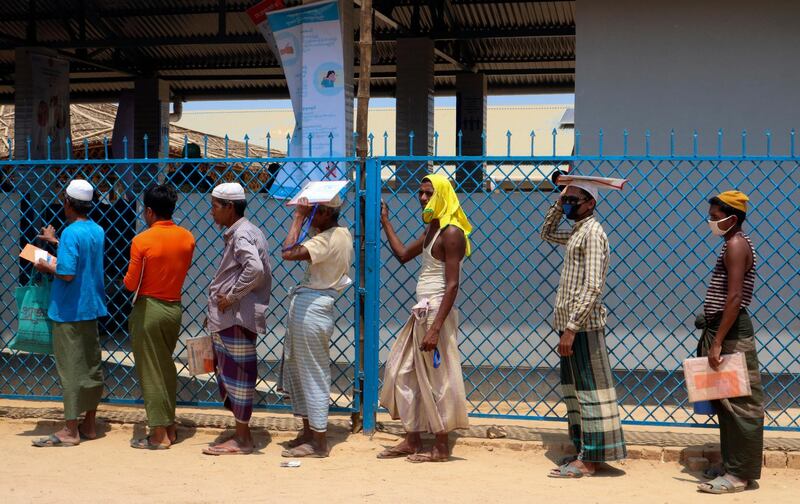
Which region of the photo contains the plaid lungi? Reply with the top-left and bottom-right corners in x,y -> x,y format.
212,325 -> 258,423
560,328 -> 626,462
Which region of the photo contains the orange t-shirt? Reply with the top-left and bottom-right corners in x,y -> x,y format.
123,221 -> 195,302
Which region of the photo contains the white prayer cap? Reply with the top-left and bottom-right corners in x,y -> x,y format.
66,179 -> 94,202
212,182 -> 246,201
567,180 -> 599,202
322,194 -> 343,209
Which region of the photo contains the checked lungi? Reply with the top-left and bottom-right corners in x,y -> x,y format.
560,328 -> 627,462
212,325 -> 258,423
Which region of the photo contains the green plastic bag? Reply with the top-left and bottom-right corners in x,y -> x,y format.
10,275 -> 53,354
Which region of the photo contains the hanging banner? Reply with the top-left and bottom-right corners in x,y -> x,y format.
264,0 -> 349,199
246,0 -> 286,65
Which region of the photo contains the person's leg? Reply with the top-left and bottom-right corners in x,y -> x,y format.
204,327 -> 257,454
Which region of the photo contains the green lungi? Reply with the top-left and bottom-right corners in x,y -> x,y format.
698,310 -> 765,481
130,296 -> 183,427
52,320 -> 104,420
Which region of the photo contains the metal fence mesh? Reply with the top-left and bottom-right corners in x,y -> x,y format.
372,156 -> 799,429
1,150 -> 798,431
0,158 -> 360,412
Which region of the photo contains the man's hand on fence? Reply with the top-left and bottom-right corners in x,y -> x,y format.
37,225 -> 59,246
558,329 -> 576,357
380,200 -> 389,223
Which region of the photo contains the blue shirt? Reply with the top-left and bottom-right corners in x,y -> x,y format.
48,220 -> 108,322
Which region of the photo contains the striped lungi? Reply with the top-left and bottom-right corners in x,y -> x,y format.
280,288 -> 336,432
560,328 -> 626,462
212,325 -> 258,423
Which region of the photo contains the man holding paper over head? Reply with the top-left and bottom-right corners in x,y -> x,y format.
695,190 -> 764,494
123,184 -> 195,450
377,174 -> 470,463
204,182 -> 271,456
540,174 -> 627,477
280,185 -> 354,458
31,179 -> 107,447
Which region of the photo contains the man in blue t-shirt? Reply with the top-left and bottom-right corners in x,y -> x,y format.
32,179 -> 107,447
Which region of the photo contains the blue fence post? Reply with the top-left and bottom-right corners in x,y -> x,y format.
362,157 -> 382,435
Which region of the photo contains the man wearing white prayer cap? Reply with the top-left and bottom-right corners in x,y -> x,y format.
32,179 -> 107,447
539,176 -> 627,477
203,182 -> 271,455
279,191 -> 353,458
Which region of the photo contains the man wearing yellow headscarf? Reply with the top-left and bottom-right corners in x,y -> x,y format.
377,173 -> 471,463
696,190 -> 764,494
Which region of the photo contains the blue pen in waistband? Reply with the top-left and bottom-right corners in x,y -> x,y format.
282,203 -> 318,252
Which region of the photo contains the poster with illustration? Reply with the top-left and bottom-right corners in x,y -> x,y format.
264,0 -> 349,199
29,54 -> 70,159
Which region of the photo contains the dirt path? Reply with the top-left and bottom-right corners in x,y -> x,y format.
2,418 -> 799,504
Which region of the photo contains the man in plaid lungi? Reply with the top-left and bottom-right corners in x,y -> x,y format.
540,178 -> 626,478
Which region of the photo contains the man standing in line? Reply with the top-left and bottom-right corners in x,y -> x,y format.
540,179 -> 626,477
125,184 -> 195,450
203,182 -> 271,455
32,179 -> 107,447
696,191 -> 764,494
377,174 -> 471,463
280,195 -> 354,458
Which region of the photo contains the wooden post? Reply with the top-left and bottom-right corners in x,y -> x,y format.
354,0 -> 372,433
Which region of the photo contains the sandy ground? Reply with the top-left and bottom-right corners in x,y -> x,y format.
2,418 -> 799,504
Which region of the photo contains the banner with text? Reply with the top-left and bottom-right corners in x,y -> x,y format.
265,0 -> 348,198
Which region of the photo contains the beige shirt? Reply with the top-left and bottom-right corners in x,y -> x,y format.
540,202 -> 609,332
301,226 -> 354,292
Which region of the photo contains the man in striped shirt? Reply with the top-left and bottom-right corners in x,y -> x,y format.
540,179 -> 626,478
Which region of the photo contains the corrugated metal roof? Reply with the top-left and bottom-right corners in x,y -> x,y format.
0,0 -> 575,101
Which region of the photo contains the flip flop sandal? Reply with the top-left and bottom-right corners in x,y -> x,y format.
548,463 -> 592,479
406,453 -> 449,463
377,447 -> 419,459
203,444 -> 254,456
281,443 -> 328,458
130,437 -> 169,450
286,436 -> 313,449
697,476 -> 746,494
702,465 -> 725,480
32,434 -> 78,448
558,455 -> 579,466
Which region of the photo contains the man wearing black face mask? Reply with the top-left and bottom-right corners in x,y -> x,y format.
540,179 -> 626,478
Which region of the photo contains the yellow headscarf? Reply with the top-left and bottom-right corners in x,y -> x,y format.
421,174 -> 473,257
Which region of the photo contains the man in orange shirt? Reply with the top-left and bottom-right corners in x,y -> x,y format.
124,184 -> 195,450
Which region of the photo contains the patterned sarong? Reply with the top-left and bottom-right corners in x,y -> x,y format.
130,296 -> 182,427
698,310 -> 764,480
212,325 -> 257,423
560,329 -> 626,462
380,304 -> 469,434
52,320 -> 104,420
281,288 -> 336,432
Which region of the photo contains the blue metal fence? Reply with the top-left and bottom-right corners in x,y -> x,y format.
0,153 -> 362,414
1,130 -> 798,433
361,149 -> 800,432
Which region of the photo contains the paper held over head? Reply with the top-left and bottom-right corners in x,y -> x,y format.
683,352 -> 751,403
287,180 -> 349,206
557,175 -> 629,191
